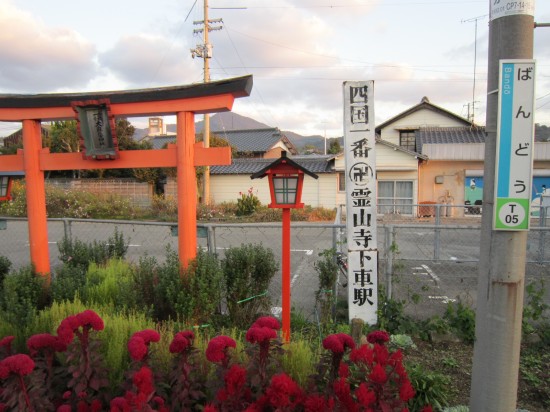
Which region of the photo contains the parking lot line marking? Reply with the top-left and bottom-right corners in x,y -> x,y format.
421,264 -> 440,285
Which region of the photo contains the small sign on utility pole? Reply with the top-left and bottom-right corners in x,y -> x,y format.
343,81 -> 378,325
494,59 -> 536,231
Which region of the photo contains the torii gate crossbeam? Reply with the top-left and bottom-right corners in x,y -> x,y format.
0,76 -> 253,282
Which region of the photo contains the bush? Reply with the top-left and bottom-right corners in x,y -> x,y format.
0,255 -> 12,288
221,243 -> 278,328
314,248 -> 339,326
51,264 -> 87,302
236,187 -> 261,216
0,266 -> 48,327
83,259 -> 136,310
444,301 -> 476,344
57,227 -> 129,268
407,364 -> 451,411
154,248 -> 224,324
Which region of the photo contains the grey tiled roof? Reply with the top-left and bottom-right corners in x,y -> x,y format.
375,136 -> 427,160
416,126 -> 486,153
146,127 -> 297,154
210,155 -> 335,175
211,128 -> 297,154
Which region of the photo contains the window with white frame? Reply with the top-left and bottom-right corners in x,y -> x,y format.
377,181 -> 414,214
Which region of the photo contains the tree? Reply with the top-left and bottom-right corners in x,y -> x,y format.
327,138 -> 342,154
49,121 -> 79,154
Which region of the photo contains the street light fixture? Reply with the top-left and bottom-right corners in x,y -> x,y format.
0,172 -> 23,201
251,151 -> 318,342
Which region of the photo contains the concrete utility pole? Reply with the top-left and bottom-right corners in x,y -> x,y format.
469,1 -> 534,411
191,0 -> 222,204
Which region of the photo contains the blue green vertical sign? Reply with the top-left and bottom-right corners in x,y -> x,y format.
494,60 -> 536,230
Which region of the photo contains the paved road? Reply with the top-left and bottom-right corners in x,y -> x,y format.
2,219 -> 549,321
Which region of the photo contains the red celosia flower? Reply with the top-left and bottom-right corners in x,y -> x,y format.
205,336 -> 236,363
369,363 -> 388,385
0,354 -> 35,377
322,335 -> 344,353
252,316 -> 280,330
169,332 -> 191,354
90,399 -> 102,412
133,366 -> 154,397
0,336 -> 14,350
133,329 -> 160,344
350,344 -> 374,365
63,391 -> 72,400
57,405 -> 72,412
303,394 -> 335,412
203,404 -> 218,412
128,336 -> 148,361
245,326 -> 277,344
27,333 -> 67,356
420,406 -> 433,412
336,333 -> 355,351
355,382 -> 376,406
0,363 -> 9,379
223,364 -> 247,397
373,343 -> 389,365
399,379 -> 416,402
333,377 -> 357,412
128,329 -> 160,361
181,330 -> 195,340
322,333 -> 355,354
57,315 -> 80,344
338,362 -> 349,379
76,310 -> 104,331
264,373 -> 303,408
367,330 -> 390,345
110,397 -> 130,412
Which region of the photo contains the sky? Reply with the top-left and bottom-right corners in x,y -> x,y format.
1,0 -> 550,139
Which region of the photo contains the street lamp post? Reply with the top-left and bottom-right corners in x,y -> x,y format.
251,151 -> 318,342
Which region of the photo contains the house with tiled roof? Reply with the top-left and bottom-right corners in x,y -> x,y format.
416,125 -> 550,216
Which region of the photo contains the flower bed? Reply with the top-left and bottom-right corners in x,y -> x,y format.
0,310 -> 432,412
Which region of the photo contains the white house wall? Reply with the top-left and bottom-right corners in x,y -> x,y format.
209,174 -> 338,209
380,109 -> 468,146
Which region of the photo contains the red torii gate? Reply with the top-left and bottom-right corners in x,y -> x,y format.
0,76 -> 253,282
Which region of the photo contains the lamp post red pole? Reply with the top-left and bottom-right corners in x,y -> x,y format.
282,207 -> 291,343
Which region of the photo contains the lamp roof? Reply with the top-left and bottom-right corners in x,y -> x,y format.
250,151 -> 319,180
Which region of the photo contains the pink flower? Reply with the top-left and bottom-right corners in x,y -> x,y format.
205,336 -> 236,363
246,326 -> 277,344
76,310 -> 104,331
369,363 -> 388,385
27,333 -> 67,356
0,354 -> 35,377
169,332 -> 192,354
367,330 -> 390,345
252,316 -> 280,330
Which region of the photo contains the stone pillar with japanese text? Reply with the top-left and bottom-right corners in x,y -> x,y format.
343,81 -> 377,324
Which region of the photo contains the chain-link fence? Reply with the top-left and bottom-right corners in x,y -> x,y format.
1,212 -> 549,320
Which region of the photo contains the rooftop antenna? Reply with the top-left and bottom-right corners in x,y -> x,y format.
461,14 -> 488,125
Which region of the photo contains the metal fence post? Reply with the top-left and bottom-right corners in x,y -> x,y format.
207,225 -> 216,255
538,207 -> 546,264
62,218 -> 72,240
384,225 -> 394,300
434,205 -> 441,260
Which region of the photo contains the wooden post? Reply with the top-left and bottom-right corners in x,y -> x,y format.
176,111 -> 197,270
22,120 -> 51,280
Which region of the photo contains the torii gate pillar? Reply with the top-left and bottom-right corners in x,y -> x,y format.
0,76 -> 253,282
